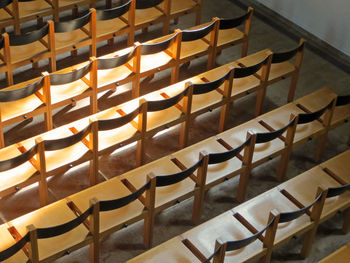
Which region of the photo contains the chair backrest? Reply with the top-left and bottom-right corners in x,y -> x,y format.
98,105 -> 141,131
234,55 -> 271,79
0,229 -> 30,262
326,183 -> 350,198
218,8 -> 253,30
335,94 -> 350,107
135,0 -> 164,10
54,10 -> 93,33
96,0 -> 132,21
297,99 -> 335,125
192,69 -> 230,95
181,19 -> 217,42
97,47 -> 136,70
0,77 -> 44,102
7,23 -> 50,46
0,144 -> 38,172
140,32 -> 178,55
50,61 -> 92,85
271,39 -> 306,64
147,87 -> 188,112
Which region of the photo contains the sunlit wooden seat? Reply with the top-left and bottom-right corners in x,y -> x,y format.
181,210 -> 267,263
17,0 -> 54,22
126,236 -> 201,263
161,0 -> 202,26
8,199 -> 90,262
320,149 -> 350,185
319,243 -> 350,263
0,223 -> 29,263
67,176 -> 145,235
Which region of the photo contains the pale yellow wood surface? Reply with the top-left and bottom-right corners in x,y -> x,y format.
18,0 -> 52,18
50,78 -> 90,105
67,177 -> 144,233
9,200 -> 89,261
206,27 -> 244,47
234,188 -> 311,245
55,29 -> 89,51
236,49 -> 269,67
0,223 -> 28,263
181,210 -> 265,262
319,243 -> 350,263
92,17 -> 129,38
320,150 -> 350,185
124,7 -> 163,27
160,0 -> 197,16
180,39 -> 209,60
268,61 -> 295,81
191,89 -> 223,114
126,236 -> 201,263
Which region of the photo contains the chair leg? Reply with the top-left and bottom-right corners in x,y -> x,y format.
347,133 -> 350,146
241,40 -> 249,58
174,17 -> 179,25
6,70 -> 14,86
171,65 -> 180,84
218,101 -> 231,133
142,27 -> 148,34
314,132 -> 328,163
143,212 -> 155,248
300,227 -> 318,259
127,32 -> 134,47
136,139 -> 145,166
255,85 -> 267,117
192,187 -> 206,225
343,207 -> 350,234
236,169 -> 251,203
195,9 -> 201,25
287,70 -> 299,102
276,149 -> 292,182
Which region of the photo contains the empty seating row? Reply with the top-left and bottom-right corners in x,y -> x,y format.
0,36 -> 304,149
0,0 -> 202,36
128,149 -> 350,262
0,6 -> 252,85
0,128 -> 349,263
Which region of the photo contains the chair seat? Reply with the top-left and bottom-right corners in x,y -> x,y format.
236,49 -> 269,67
128,52 -> 174,75
206,28 -> 245,48
257,103 -> 324,144
268,61 -> 295,82
67,177 -> 145,234
122,156 -> 195,211
54,29 -> 90,51
319,243 -> 350,263
93,17 -> 129,38
0,144 -> 38,194
320,150 -> 350,185
231,74 -> 261,99
3,39 -> 48,64
18,0 -> 53,18
0,9 -> 13,25
9,200 -> 89,261
181,210 -> 265,262
58,0 -> 89,10
159,0 -> 197,16
172,137 -> 242,187
126,236 -> 201,263
125,7 -> 164,28
21,127 -> 90,173
0,224 -> 28,263
279,166 -> 350,220
234,188 -> 311,246
0,82 -> 44,123
219,119 -> 285,165
180,39 -> 210,60
50,79 -> 90,106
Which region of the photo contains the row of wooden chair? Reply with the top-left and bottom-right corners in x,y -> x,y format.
0,0 -> 202,35
0,36 -> 304,149
0,109 -> 348,263
127,149 -> 350,263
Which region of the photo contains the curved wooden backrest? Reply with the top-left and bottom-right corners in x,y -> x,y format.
147,87 -> 187,112
100,180 -> 151,211
44,123 -> 92,151
0,231 -> 30,262
0,77 -> 44,102
181,20 -> 217,42
336,94 -> 350,107
234,55 -> 270,78
298,99 -> 334,124
326,183 -> 350,198
218,8 -> 253,30
192,70 -> 230,95
54,10 -> 93,33
140,32 -> 178,55
156,157 -> 203,187
50,61 -> 92,85
271,39 -> 306,64
0,144 -> 38,172
135,0 -> 164,9
96,0 -> 132,21
8,23 -> 50,46
97,48 -> 136,70
98,106 -> 140,131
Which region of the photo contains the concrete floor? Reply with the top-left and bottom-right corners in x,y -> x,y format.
0,0 -> 349,262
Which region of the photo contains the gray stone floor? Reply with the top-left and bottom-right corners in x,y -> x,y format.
0,0 -> 349,262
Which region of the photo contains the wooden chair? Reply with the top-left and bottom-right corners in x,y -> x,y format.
0,0 -> 16,33
46,56 -> 98,120
52,8 -> 96,63
0,75 -> 51,148
129,31 -> 181,98
0,222 -> 34,262
234,186 -> 327,262
67,174 -> 156,248
173,17 -> 219,82
213,7 -> 253,58
7,198 -> 99,263
1,20 -> 55,85
319,243 -> 350,263
94,0 -> 135,48
163,0 -> 203,27
126,236 -> 202,263
124,0 -> 170,35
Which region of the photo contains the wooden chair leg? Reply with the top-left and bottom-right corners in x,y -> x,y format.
300,226 -> 318,259
136,139 -> 145,166
218,102 -> 231,133
174,17 -> 179,25
179,121 -> 190,148
343,207 -> 350,234
236,169 -> 250,203
33,61 -> 39,69
287,70 -> 300,102
162,21 -> 170,35
195,10 -> 201,25
241,40 -> 249,58
71,49 -> 78,57
6,70 -> 14,86
255,85 -> 267,117
142,27 -> 148,34
347,133 -> 350,146
171,65 -> 179,84
314,132 -> 328,163
132,79 -> 140,99
276,149 -> 292,182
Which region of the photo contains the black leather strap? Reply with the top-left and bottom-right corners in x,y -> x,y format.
97,48 -> 136,70
219,9 -> 252,30
272,41 -> 305,63
141,33 -> 177,55
279,192 -> 322,223
100,180 -> 150,211
156,158 -> 203,187
0,35 -> 4,50
0,144 -> 38,172
98,106 -> 140,131
54,11 -> 91,33
234,56 -> 269,78
255,117 -> 296,144
298,100 -> 334,124
44,124 -> 92,151
96,0 -> 131,21
0,232 -> 30,261
147,88 -> 187,112
181,21 -> 216,42
208,137 -> 249,165
0,77 -> 44,102
336,94 -> 350,106
136,0 -> 164,9
37,205 -> 93,239
192,70 -> 230,95
50,62 -> 92,85
9,23 -> 49,46
327,183 -> 350,198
